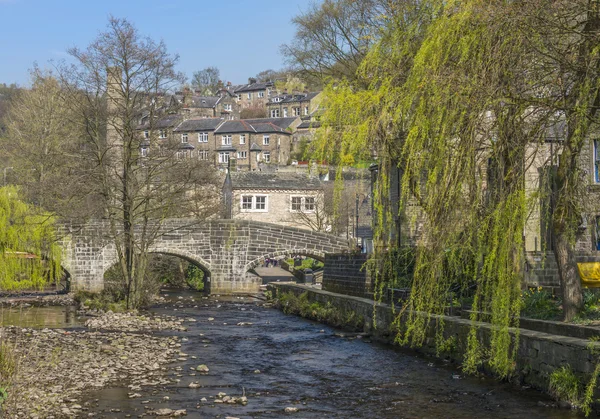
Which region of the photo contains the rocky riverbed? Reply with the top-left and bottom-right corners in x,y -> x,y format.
1,311 -> 185,418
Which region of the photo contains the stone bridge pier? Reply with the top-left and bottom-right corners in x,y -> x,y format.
59,219 -> 350,294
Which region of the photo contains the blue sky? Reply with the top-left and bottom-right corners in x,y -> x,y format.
0,0 -> 309,86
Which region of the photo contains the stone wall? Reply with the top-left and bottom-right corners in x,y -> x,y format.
60,219 -> 350,294
525,251 -> 561,288
270,283 -> 600,396
322,254 -> 371,298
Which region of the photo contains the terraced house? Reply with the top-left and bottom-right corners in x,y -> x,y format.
146,116 -> 301,171
233,78 -> 275,109
266,91 -> 322,120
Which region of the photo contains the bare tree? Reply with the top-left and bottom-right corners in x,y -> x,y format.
240,104 -> 267,119
1,68 -> 95,220
61,17 -> 221,308
191,66 -> 220,95
281,0 -> 397,83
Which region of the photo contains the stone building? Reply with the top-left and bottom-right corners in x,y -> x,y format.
222,171 -> 324,231
172,118 -> 224,161
234,78 -> 275,109
266,92 -> 323,120
152,116 -> 301,170
172,88 -> 240,120
213,117 -> 299,170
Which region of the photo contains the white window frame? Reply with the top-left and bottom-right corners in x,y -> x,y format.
258,91 -> 264,98
218,152 -> 229,164
304,196 -> 316,212
181,133 -> 188,143
222,135 -> 232,146
198,150 -> 209,160
140,147 -> 148,157
304,106 -> 309,115
247,93 -> 252,100
237,151 -> 248,159
263,151 -> 271,163
240,194 -> 268,212
143,130 -> 149,139
159,129 -> 167,139
270,109 -> 280,118
293,107 -> 301,116
283,108 -> 288,117
263,135 -> 270,146
198,132 -> 209,143
290,196 -> 316,213
223,103 -> 232,111
240,134 -> 246,145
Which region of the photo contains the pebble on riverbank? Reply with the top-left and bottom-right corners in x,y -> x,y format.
1,311 -> 184,417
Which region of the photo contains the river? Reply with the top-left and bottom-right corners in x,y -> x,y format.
1,290 -> 582,418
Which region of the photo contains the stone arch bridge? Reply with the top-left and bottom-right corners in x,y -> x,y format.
58,219 -> 350,294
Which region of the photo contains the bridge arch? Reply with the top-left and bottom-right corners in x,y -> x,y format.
61,219 -> 350,294
244,249 -> 326,273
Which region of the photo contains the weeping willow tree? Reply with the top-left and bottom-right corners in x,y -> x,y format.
0,186 -> 61,291
312,0 -> 600,378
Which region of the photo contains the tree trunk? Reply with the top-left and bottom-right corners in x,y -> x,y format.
553,232 -> 583,322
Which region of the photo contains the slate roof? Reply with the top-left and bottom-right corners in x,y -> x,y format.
298,121 -> 322,129
243,117 -> 298,130
249,143 -> 262,152
268,92 -> 320,104
234,81 -> 274,93
214,120 -> 256,134
143,114 -> 182,129
214,119 -> 294,135
174,118 -> 224,132
191,96 -> 220,108
230,172 -> 322,191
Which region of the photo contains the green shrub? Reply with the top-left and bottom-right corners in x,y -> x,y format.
186,265 -> 204,291
549,365 -> 580,406
274,291 -> 363,331
520,287 -> 560,320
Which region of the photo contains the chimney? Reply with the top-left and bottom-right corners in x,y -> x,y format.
183,87 -> 192,106
227,81 -> 232,87
248,77 -> 257,85
217,80 -> 224,89
106,67 -> 122,113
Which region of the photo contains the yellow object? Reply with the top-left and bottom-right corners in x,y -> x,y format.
578,263 -> 600,288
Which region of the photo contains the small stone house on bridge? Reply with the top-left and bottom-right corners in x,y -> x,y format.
222,171 -> 324,231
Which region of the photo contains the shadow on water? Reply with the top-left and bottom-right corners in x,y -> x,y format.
78,288 -> 585,418
0,305 -> 83,328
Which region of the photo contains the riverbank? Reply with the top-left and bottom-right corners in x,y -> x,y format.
1,311 -> 185,418
268,283 -> 600,412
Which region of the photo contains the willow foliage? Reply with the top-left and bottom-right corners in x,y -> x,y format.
313,0 -> 546,378
0,186 -> 61,291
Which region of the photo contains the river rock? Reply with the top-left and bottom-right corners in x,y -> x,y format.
196,364 -> 209,372
153,408 -> 173,416
285,407 -> 299,413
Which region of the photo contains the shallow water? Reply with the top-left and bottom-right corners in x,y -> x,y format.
80,289 -> 582,418
0,305 -> 83,328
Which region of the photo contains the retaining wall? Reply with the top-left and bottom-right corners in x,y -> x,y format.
322,253 -> 371,298
269,283 -> 600,395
